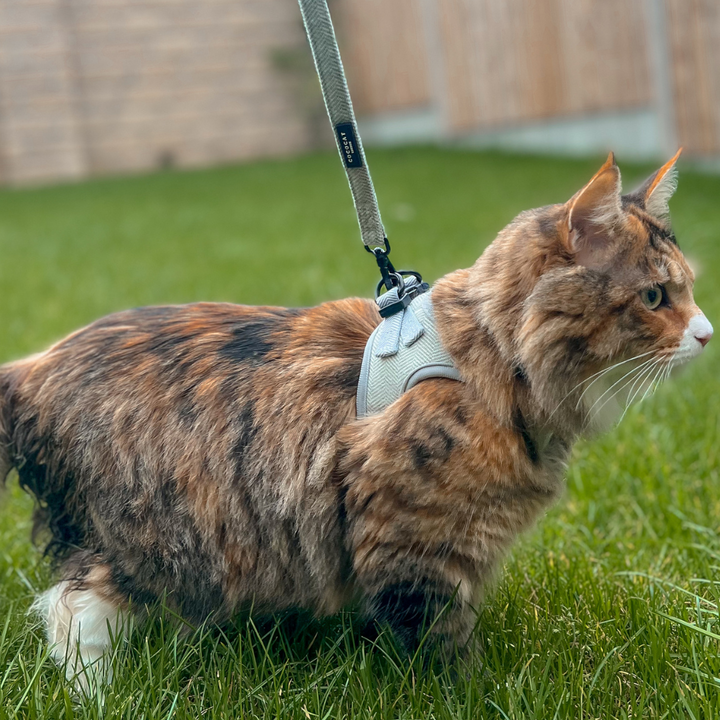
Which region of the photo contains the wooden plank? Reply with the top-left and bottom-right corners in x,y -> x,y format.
0,0 -> 87,183
0,0 -> 314,183
335,0 -> 431,115
666,0 -> 720,154
68,0 -> 311,173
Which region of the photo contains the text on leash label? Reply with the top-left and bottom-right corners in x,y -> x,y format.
335,123 -> 363,168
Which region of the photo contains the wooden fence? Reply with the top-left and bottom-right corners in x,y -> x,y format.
666,0 -> 720,154
338,0 -> 720,155
0,0 -> 718,185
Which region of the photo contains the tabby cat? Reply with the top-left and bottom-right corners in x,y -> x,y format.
0,152 -> 712,688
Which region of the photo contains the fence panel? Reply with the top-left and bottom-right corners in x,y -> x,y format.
341,0 -> 653,134
666,0 -> 720,154
336,0 -> 431,115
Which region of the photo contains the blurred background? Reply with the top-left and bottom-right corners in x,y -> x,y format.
0,0 -> 717,186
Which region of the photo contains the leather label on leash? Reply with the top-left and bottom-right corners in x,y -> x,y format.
335,123 -> 363,168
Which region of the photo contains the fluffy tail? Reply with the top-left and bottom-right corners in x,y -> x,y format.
0,362 -> 87,562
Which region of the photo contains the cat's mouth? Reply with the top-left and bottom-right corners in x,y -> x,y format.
581,313 -> 712,431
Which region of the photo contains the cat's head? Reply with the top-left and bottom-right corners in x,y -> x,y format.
476,152 -> 712,434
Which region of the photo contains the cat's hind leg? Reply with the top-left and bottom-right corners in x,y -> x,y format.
32,555 -> 130,693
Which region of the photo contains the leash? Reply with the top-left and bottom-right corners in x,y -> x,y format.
297,0 -> 428,315
298,0 -> 461,416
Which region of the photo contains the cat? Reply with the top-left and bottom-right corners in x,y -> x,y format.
0,152 -> 712,689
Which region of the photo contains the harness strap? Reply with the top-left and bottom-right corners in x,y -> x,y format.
297,0 -> 386,250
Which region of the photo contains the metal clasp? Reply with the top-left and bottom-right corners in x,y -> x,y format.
366,238 -> 400,293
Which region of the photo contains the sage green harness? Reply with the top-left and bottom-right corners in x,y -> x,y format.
357,289 -> 462,418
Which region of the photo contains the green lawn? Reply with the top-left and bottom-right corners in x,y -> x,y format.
0,147 -> 719,719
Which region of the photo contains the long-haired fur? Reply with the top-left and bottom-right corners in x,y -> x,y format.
0,153 -> 711,667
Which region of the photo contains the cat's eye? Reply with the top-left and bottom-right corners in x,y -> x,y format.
640,285 -> 664,310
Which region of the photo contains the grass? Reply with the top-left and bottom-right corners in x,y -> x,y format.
0,147 -> 719,718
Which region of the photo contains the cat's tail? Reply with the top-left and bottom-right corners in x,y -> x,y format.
0,358 -> 88,561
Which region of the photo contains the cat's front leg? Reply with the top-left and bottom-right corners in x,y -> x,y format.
339,374 -> 554,656
363,577 -> 478,657
339,381 -> 496,656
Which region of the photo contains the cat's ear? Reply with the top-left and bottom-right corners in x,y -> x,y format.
567,152 -> 623,268
633,148 -> 682,221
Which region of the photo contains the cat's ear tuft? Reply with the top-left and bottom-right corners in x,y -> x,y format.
567,153 -> 623,268
634,148 -> 682,221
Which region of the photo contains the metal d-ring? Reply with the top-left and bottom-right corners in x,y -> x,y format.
375,271 -> 405,299
365,238 -> 391,257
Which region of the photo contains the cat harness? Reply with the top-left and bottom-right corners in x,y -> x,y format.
356,278 -> 462,417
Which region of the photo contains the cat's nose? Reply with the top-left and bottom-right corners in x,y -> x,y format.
691,313 -> 713,348
697,332 -> 712,347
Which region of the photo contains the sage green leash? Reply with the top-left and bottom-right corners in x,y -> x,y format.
298,0 -> 431,309
297,0 -> 385,251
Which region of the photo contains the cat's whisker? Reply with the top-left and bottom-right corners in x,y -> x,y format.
620,357 -> 667,420
617,358 -> 663,425
573,357 -> 655,413
582,357 -> 657,417
584,358 -> 660,428
664,362 -> 674,383
571,350 -> 655,412
626,358 -> 663,408
583,368 -> 644,429
615,353 -> 676,425
577,350 -> 654,389
640,368 -> 663,406
640,359 -> 671,406
649,356 -> 675,398
655,360 -> 671,390
546,351 -> 655,420
621,359 -> 663,406
663,355 -> 675,383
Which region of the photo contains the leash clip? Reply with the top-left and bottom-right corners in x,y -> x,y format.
367,240 -> 429,317
366,238 -> 399,292
367,239 -> 429,316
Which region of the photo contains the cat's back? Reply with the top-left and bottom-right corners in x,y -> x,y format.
3,297 -> 380,408
1,298 -> 380,475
